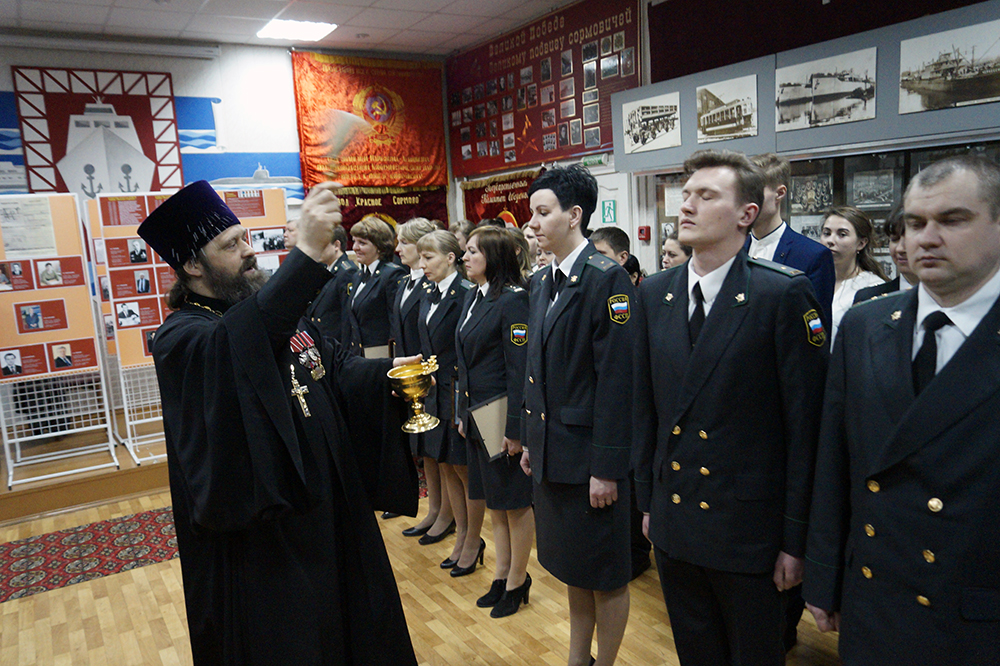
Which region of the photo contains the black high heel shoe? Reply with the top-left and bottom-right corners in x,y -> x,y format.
401,524 -> 431,537
440,555 -> 459,569
476,578 -> 507,607
490,573 -> 531,618
418,519 -> 456,546
450,538 -> 486,578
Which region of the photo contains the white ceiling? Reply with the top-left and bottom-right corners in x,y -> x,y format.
0,0 -> 580,57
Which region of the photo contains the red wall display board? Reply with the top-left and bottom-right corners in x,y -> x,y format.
460,169 -> 541,228
0,193 -> 101,381
87,188 -> 288,367
446,0 -> 639,178
292,52 -> 447,189
339,186 -> 449,231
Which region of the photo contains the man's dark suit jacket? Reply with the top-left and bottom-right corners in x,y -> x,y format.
746,225 -> 835,328
804,288 -> 1000,666
522,242 -> 635,484
307,254 -> 357,344
634,252 -> 828,574
342,261 -> 405,355
852,275 -> 901,304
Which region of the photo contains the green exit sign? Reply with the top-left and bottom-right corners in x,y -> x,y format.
601,200 -> 616,224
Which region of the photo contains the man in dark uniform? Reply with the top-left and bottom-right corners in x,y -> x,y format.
521,164 -> 636,666
140,180 -> 418,666
129,240 -> 147,263
804,154 -> 1000,666
633,149 -> 828,666
307,225 -> 357,344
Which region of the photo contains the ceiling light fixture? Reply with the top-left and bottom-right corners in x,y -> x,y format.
257,19 -> 337,42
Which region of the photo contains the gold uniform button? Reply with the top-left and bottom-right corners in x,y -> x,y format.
867,480 -> 881,493
861,566 -> 872,579
671,494 -> 681,504
671,461 -> 680,471
672,426 -> 681,435
540,413 -> 545,421
529,376 -> 534,383
465,391 -> 469,397
917,595 -> 931,607
865,524 -> 875,537
928,497 -> 943,512
699,501 -> 709,510
699,430 -> 708,440
923,550 -> 935,563
526,409 -> 531,415
700,467 -> 710,476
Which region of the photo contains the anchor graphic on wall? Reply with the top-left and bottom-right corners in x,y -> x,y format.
82,164 -> 103,199
119,164 -> 140,192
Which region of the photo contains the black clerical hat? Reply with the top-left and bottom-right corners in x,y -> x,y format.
138,181 -> 241,270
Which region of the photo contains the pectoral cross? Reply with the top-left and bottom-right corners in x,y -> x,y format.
290,365 -> 311,417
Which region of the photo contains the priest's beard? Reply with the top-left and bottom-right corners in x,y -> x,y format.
201,255 -> 268,307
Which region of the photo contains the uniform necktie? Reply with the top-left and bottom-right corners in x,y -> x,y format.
429,288 -> 442,305
913,311 -> 952,395
551,270 -> 566,300
689,281 -> 706,346
360,266 -> 372,283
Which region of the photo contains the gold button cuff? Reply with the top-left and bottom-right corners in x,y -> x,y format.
699,430 -> 708,440
928,497 -> 943,512
923,550 -> 935,563
699,501 -> 709,510
917,595 -> 931,607
700,467 -> 710,476
861,566 -> 872,579
672,426 -> 681,435
671,494 -> 681,504
864,524 -> 875,537
671,461 -> 680,471
867,480 -> 880,493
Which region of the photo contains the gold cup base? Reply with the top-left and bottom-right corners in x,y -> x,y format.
402,412 -> 441,434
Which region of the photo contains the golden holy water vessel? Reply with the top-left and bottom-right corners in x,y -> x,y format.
387,355 -> 441,434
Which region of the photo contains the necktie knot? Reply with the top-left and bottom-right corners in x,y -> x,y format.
923,311 -> 952,333
360,266 -> 372,282
429,288 -> 442,305
552,269 -> 567,298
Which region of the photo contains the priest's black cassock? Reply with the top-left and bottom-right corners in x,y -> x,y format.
153,249 -> 418,665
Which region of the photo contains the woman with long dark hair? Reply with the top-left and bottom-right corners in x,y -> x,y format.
456,227 -> 534,617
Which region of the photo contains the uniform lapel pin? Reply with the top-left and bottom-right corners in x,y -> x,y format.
891,311 -> 901,321
735,293 -> 745,303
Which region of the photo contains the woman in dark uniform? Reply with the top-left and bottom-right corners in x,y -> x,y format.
417,231 -> 477,568
456,227 -> 534,617
342,215 -> 405,357
393,219 -> 455,539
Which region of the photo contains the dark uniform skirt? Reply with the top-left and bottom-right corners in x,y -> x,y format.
466,432 -> 532,511
533,476 -> 631,591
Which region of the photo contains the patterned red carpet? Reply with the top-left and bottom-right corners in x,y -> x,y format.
0,508 -> 178,603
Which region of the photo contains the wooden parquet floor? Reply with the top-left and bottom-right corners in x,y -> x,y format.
0,493 -> 842,665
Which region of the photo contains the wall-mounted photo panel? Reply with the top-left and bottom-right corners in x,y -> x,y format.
697,74 -> 758,143
622,92 -> 681,154
776,48 -> 877,131
899,17 -> 1000,114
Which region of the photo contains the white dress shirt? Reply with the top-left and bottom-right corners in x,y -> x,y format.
687,254 -> 737,319
549,238 -> 589,308
426,271 -> 459,323
913,267 -> 1000,371
461,282 -> 489,330
352,259 -> 380,303
400,268 -> 424,305
748,222 -> 786,262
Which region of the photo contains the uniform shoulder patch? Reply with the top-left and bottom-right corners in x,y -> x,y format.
749,256 -> 803,277
587,253 -> 615,272
460,279 -> 475,290
505,284 -> 525,293
510,323 -> 528,345
608,294 -> 630,324
803,309 -> 826,347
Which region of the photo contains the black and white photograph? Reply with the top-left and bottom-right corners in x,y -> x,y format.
559,77 -> 575,100
558,122 -> 569,147
100,275 -> 110,301
584,61 -> 598,90
613,31 -> 625,52
520,65 -> 533,86
103,314 -> 115,341
117,301 -> 141,327
507,72 -> 515,89
543,132 -> 557,152
541,108 -> 556,128
502,112 -> 514,131
540,57 -> 552,83
503,132 -> 515,149
789,214 -> 826,241
502,95 -> 514,112
583,102 -> 600,126
473,83 -> 484,100
462,106 -> 473,123
600,36 -> 612,57
517,87 -> 526,110
486,99 -> 498,116
0,264 -> 10,292
584,127 -> 601,149
696,74 -> 758,143
776,48 -> 876,131
2,350 -> 23,376
561,49 -> 573,76
498,75 -> 506,92
460,126 -> 471,143
790,174 -> 834,215
582,41 -> 598,63
486,79 -> 497,96
462,87 -> 472,104
257,254 -> 280,277
489,140 -> 500,157
601,55 -> 619,80
570,118 -> 583,145
474,103 -> 485,120
622,92 -> 681,154
129,240 -> 148,263
504,148 -> 516,163
582,89 -> 599,105
621,46 -> 635,78
560,99 -> 576,119
489,118 -> 498,137
526,83 -> 538,108
850,169 -> 898,209
461,144 -> 473,160
477,141 -> 488,157
475,123 -> 486,139
451,110 -> 461,127
541,84 -> 555,106
899,18 -> 1000,113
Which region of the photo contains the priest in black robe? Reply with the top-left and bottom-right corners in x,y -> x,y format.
140,180 -> 419,666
